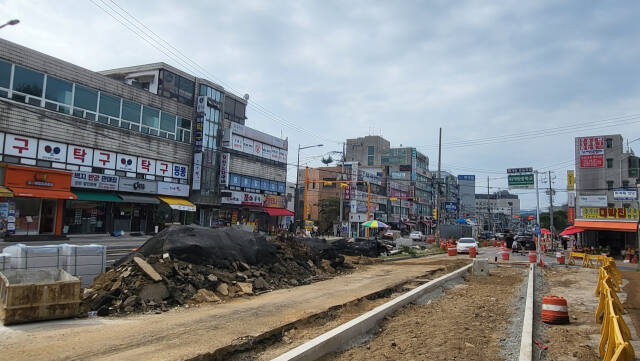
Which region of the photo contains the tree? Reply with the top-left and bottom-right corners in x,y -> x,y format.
318,197 -> 340,234
321,155 -> 334,165
540,210 -> 568,232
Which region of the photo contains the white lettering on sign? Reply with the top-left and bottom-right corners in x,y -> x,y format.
5,134 -> 38,158
92,150 -> 116,169
66,145 -> 94,166
37,140 -> 67,162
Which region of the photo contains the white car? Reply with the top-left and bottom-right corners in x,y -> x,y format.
409,231 -> 425,241
457,237 -> 478,254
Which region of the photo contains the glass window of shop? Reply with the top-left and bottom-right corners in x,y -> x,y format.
141,106 -> 160,135
44,75 -> 73,105
158,69 -> 194,106
63,200 -> 107,234
74,85 -> 98,111
0,60 -> 11,89
12,65 -> 44,97
11,198 -> 41,235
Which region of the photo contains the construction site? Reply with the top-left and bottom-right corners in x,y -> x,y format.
0,226 -> 638,361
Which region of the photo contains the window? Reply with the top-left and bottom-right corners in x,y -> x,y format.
12,65 -> 44,97
607,181 -> 614,190
606,158 -> 613,168
623,180 -> 629,188
121,100 -> 141,123
141,106 -> 159,128
160,112 -> 176,133
0,60 -> 11,88
44,76 -> 73,104
606,138 -> 613,148
607,203 -> 615,208
74,85 -> 98,111
99,93 -> 121,118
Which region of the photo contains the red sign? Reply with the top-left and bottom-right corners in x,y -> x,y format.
567,208 -> 575,224
580,154 -> 604,168
579,136 -> 604,151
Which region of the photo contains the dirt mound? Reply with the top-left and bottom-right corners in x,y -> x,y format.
84,231 -> 354,316
132,225 -> 279,268
301,238 -> 385,259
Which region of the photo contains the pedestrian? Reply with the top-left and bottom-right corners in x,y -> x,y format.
561,236 -> 567,250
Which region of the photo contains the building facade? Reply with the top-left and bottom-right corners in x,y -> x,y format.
457,175 -> 476,219
0,39 -> 194,236
573,134 -> 639,253
475,190 -> 520,231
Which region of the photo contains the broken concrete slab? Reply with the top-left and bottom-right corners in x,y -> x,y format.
216,282 -> 229,296
139,283 -> 170,303
134,257 -> 163,282
237,282 -> 253,295
253,277 -> 269,290
190,289 -> 221,303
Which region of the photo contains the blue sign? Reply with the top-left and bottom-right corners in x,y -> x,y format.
261,179 -> 270,191
277,182 -> 286,193
534,225 -> 541,235
252,178 -> 261,189
458,175 -> 475,181
444,202 -> 458,212
229,174 -> 242,187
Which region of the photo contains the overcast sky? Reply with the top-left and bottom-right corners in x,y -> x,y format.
2,0 -> 640,210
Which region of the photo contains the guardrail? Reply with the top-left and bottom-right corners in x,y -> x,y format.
594,257 -> 635,361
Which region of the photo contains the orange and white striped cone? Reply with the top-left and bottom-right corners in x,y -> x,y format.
541,296 -> 569,324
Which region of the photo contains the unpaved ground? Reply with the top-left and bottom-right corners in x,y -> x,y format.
621,270 -> 640,337
538,266 -> 600,361
322,265 -> 526,361
0,255 -> 470,361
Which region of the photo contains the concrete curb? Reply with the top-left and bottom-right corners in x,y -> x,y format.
518,263 -> 535,361
271,263 -> 472,361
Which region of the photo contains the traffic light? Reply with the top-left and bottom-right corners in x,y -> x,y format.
407,197 -> 415,202
433,209 -> 438,219
356,181 -> 368,186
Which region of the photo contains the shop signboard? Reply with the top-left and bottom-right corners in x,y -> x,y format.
155,161 -> 173,177
277,182 -> 286,193
193,115 -> 204,153
118,178 -> 158,194
219,153 -> 230,186
136,157 -> 156,175
92,150 -> 116,169
270,146 -> 279,162
269,180 -> 278,192
278,149 -> 287,164
568,207 -> 575,224
578,136 -> 605,168
37,140 -> 67,162
613,189 -> 637,200
221,191 -> 263,206
577,195 -> 607,207
116,154 -> 137,172
445,202 -> 458,212
458,175 -> 475,181
253,142 -> 262,157
229,174 -> 242,187
242,176 -> 252,188
260,179 -> 269,191
71,172 -> 119,191
231,134 -> 243,152
567,170 -> 575,191
192,153 -> 202,190
356,202 -> 368,213
172,164 -> 188,179
263,195 -> 285,208
391,171 -> 406,179
0,132 -> 3,154
243,138 -> 254,155
158,182 -> 190,197
581,207 -> 639,220
359,168 -> 382,185
196,96 -> 207,114
7,201 -> 15,234
252,178 -> 261,190
262,144 -> 272,160
66,145 -> 94,166
568,193 -> 576,207
4,134 -> 37,158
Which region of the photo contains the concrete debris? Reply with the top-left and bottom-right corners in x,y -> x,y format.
134,257 -> 163,282
207,274 -> 218,282
190,289 -> 221,304
253,277 -> 269,290
216,282 -> 229,296
237,282 -> 253,295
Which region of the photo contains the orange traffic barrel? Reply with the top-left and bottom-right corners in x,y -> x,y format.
542,296 -> 569,324
501,247 -> 510,261
491,240 -> 497,247
556,252 -> 565,265
469,247 -> 477,258
440,242 -> 447,250
447,246 -> 458,256
528,250 -> 537,263
483,240 -> 488,247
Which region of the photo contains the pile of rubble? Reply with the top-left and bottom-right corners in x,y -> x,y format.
82,226 -> 350,316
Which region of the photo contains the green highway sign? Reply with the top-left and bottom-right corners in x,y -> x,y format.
508,173 -> 534,189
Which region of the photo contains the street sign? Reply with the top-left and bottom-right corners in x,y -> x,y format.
534,225 -> 541,235
613,189 -> 637,200
507,167 -> 533,174
444,202 -> 458,212
508,173 -> 534,189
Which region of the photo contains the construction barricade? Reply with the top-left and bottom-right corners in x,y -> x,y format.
594,257 -> 635,361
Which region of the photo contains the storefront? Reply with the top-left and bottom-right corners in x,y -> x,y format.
220,191 -> 292,232
63,191 -> 121,234
2,164 -> 76,236
262,195 -> 293,233
574,206 -> 640,255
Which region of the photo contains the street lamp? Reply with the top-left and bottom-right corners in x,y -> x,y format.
295,144 -> 323,230
0,19 -> 19,30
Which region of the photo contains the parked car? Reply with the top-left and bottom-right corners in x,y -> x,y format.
381,230 -> 402,241
512,236 -> 536,252
457,237 -> 478,254
409,231 -> 425,241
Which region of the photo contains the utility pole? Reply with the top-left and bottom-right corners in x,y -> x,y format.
339,142 -> 345,235
535,170 -> 540,227
436,128 -> 442,243
548,170 -> 554,235
487,176 -> 491,233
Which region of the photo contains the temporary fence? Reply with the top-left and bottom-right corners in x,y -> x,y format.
1,244 -> 106,287
568,252 -> 608,269
594,257 -> 635,361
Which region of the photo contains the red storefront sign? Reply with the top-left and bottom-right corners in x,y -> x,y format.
567,208 -> 575,224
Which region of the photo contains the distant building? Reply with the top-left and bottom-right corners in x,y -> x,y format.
457,175 -> 476,219
345,135 -> 390,166
475,191 -> 520,231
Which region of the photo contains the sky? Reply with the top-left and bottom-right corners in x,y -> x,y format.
2,0 -> 640,210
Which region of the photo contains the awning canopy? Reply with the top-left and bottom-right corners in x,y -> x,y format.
9,187 -> 76,200
117,193 -> 160,204
264,208 -> 294,217
158,196 -> 196,212
559,226 -> 584,236
73,191 -> 122,202
0,186 -> 13,197
574,220 -> 638,232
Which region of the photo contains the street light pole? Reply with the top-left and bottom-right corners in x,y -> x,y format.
294,143 -> 323,231
0,19 -> 19,30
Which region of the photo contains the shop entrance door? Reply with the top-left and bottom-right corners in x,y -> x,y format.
39,199 -> 56,234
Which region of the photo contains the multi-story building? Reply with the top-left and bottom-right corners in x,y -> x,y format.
457,175 -> 476,219
0,39 -> 194,236
475,190 -> 520,231
434,171 -> 460,224
345,135 -> 390,166
573,135 -> 639,253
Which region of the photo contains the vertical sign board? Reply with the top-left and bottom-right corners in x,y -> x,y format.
192,152 -> 202,190
568,208 -> 575,224
567,170 -> 575,191
578,136 -> 605,168
193,115 -> 204,153
219,153 -> 230,186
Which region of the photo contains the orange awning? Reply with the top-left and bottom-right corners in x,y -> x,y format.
574,220 -> 638,232
9,187 -> 77,200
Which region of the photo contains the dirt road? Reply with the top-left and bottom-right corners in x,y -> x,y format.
621,270 -> 640,337
0,255 -> 469,361
323,265 -> 526,361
